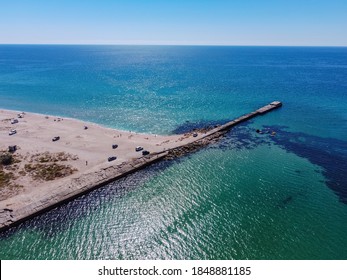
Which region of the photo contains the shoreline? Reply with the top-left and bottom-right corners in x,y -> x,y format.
0,102 -> 282,231
0,107 -> 170,136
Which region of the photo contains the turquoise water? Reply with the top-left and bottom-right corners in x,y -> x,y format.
0,46 -> 347,259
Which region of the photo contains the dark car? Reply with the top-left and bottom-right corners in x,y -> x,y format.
52,136 -> 60,142
8,145 -> 17,153
142,150 -> 150,156
108,156 -> 117,162
112,144 -> 118,149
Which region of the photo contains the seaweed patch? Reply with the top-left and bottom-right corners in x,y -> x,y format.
266,126 -> 347,204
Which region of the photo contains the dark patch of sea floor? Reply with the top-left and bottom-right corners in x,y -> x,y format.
204,122 -> 347,204
265,125 -> 347,204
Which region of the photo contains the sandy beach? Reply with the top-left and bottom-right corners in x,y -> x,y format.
0,109 -> 198,202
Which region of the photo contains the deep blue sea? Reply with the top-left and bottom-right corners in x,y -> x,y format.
0,45 -> 347,259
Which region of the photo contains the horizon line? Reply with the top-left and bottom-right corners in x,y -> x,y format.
0,43 -> 346,48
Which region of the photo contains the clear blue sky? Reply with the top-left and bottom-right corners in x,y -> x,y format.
0,0 -> 346,46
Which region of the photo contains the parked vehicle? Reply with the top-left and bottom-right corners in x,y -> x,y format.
135,146 -> 143,152
142,150 -> 150,156
112,144 -> 118,149
9,129 -> 17,136
108,156 -> 117,162
11,119 -> 18,124
8,145 -> 17,152
52,136 -> 60,142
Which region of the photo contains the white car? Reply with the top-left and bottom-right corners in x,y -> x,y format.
11,119 -> 19,124
9,129 -> 17,136
135,146 -> 143,152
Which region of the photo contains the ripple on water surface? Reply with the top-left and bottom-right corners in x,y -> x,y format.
1,125 -> 347,259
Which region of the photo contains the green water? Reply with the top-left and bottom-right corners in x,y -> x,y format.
1,140 -> 347,259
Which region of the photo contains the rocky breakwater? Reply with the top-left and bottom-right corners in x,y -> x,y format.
165,130 -> 225,160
